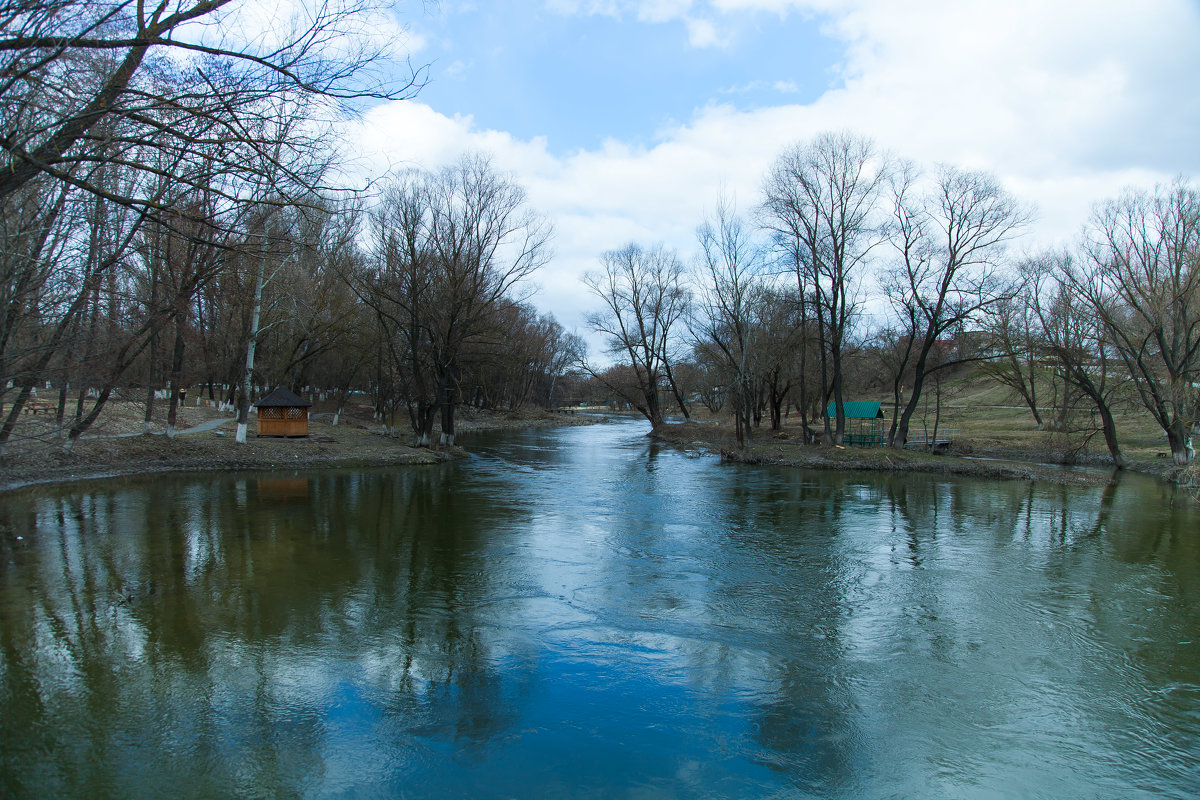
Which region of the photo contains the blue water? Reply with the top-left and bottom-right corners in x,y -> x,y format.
1,418 -> 1198,798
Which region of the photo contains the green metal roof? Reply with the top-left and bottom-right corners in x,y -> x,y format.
827,401 -> 884,419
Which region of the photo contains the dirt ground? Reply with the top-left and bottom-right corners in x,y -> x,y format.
0,397 -> 603,494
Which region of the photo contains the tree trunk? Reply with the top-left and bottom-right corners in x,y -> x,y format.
662,360 -> 690,421
1095,402 -> 1127,469
644,385 -> 664,428
1167,419 -> 1195,465
768,371 -> 787,432
894,361 -> 929,449
439,362 -> 459,447
415,398 -> 437,447
64,386 -> 114,453
1025,351 -> 1043,429
166,314 -> 186,439
817,309 -> 833,445
55,384 -> 67,440
236,247 -> 268,445
143,375 -> 157,435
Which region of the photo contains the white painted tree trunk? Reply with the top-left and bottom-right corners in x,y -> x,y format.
235,245 -> 268,445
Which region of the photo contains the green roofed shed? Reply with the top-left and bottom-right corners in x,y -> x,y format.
828,401 -> 884,420
826,401 -> 885,447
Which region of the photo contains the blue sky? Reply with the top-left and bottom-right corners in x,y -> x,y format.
413,2 -> 841,153
348,0 -> 1200,341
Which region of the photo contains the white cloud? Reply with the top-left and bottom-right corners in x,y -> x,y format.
351,0 -> 1200,349
720,80 -> 800,94
636,0 -> 696,23
544,0 -> 623,18
444,59 -> 472,78
547,0 -> 733,48
196,0 -> 425,60
686,17 -> 729,47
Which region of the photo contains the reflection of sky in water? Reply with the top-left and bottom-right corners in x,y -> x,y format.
2,420 -> 1199,798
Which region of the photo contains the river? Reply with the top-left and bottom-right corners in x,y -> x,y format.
1,418 -> 1198,798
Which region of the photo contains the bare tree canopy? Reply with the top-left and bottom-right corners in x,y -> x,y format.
0,0 -> 424,207
350,154 -> 552,446
692,195 -> 763,446
1023,250 -> 1129,468
885,163 -> 1030,448
761,131 -> 889,443
1072,179 -> 1200,464
583,242 -> 690,428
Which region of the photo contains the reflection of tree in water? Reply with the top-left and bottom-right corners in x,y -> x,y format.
709,471 -> 862,790
0,469 -> 529,796
878,473 -> 1200,791
3,455 -> 1199,796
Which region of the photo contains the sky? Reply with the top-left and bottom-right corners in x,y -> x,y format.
344,0 -> 1200,344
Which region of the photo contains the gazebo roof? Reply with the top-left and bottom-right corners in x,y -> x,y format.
827,401 -> 884,419
254,387 -> 312,408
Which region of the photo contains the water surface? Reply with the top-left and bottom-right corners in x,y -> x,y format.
1,419 -> 1198,798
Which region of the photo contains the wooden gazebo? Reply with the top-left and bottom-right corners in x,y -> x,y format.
254,387 -> 312,438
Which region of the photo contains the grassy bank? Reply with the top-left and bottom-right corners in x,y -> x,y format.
650,422 -> 1113,487
647,363 -> 1200,496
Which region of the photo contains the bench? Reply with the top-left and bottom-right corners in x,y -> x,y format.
22,400 -> 57,415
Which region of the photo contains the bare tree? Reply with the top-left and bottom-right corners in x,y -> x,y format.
1029,251 -> 1129,467
422,155 -> 552,445
583,243 -> 690,428
0,177 -> 72,417
0,1 -> 425,456
978,287 -> 1046,429
886,163 -> 1030,449
351,168 -> 439,440
755,287 -> 803,432
0,0 -> 424,206
761,131 -> 889,443
1072,180 -> 1200,464
538,317 -> 586,409
691,196 -> 763,447
352,155 -> 551,446
0,149 -> 169,453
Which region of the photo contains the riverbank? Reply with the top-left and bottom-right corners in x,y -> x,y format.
650,421 -> 1132,488
0,405 -> 605,495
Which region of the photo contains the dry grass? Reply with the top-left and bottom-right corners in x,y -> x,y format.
654,366 -> 1198,490
651,421 -> 1111,487
904,369 -> 1176,469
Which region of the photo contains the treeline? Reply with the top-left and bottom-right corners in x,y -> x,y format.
5,6 -> 1196,465
0,2 -> 583,454
583,132 -> 1200,465
1,148 -> 584,451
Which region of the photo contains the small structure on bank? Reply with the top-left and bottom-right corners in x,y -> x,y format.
254,387 -> 312,438
827,401 -> 885,447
